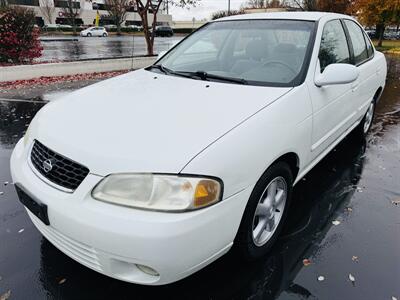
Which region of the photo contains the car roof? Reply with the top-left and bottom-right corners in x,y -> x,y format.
214,11 -> 353,22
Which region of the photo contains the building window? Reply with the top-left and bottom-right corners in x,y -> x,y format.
92,2 -> 108,10
7,0 -> 39,6
54,0 -> 80,8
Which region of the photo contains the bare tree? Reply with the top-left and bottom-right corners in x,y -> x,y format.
61,0 -> 80,35
39,0 -> 55,24
245,0 -> 267,8
134,0 -> 199,56
105,0 -> 129,35
242,0 -> 290,9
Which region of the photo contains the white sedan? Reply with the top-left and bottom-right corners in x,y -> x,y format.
11,12 -> 386,285
80,26 -> 108,37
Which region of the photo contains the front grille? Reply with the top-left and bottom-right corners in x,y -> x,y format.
30,140 -> 89,191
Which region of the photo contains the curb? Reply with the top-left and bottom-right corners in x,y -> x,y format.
0,56 -> 157,82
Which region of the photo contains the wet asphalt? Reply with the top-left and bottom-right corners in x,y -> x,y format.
0,55 -> 399,299
38,35 -> 184,62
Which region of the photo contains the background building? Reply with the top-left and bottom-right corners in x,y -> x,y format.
6,0 -> 172,27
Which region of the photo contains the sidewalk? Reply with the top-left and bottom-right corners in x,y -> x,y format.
0,56 -> 156,82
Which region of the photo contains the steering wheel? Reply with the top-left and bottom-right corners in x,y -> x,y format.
262,61 -> 297,75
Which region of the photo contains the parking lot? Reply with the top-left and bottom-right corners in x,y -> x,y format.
0,55 -> 399,299
38,35 -> 184,62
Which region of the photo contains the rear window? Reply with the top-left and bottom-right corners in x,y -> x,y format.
344,20 -> 369,65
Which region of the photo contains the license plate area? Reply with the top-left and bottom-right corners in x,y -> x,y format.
15,185 -> 50,225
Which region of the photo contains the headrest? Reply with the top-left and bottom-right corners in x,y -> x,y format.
246,39 -> 270,61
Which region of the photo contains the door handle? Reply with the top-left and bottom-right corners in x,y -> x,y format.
351,83 -> 359,92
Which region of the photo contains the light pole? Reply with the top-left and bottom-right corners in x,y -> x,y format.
228,0 -> 231,15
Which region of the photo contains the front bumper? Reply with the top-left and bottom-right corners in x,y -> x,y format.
10,139 -> 251,285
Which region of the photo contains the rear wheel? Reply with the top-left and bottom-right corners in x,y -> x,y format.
235,162 -> 293,260
87,32 -> 92,37
354,100 -> 375,139
102,32 -> 107,37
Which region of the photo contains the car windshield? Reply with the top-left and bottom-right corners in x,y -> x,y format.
154,20 -> 315,86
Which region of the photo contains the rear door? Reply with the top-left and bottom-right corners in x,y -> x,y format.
342,19 -> 377,120
308,19 -> 354,160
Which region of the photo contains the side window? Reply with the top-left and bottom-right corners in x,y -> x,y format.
319,20 -> 350,72
344,20 -> 369,64
363,31 -> 374,58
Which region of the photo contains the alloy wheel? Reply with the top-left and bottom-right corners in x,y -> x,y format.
363,102 -> 374,134
251,176 -> 287,247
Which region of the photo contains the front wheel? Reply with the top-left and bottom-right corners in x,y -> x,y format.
102,33 -> 107,37
87,32 -> 92,37
235,162 -> 293,260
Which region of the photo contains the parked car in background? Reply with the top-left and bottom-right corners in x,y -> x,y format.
126,24 -> 143,31
384,31 -> 400,40
365,29 -> 376,38
154,26 -> 174,37
104,24 -> 117,30
80,26 -> 108,37
58,24 -> 72,29
12,12 -> 386,286
79,24 -> 91,30
43,24 -> 60,30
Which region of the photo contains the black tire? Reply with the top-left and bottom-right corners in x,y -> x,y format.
87,32 -> 92,37
353,100 -> 375,139
102,33 -> 107,37
235,162 -> 293,261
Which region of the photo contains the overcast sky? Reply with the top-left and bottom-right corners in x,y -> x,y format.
169,0 -> 244,21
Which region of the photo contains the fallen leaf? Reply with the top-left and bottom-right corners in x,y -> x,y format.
3,182 -> 8,186
352,256 -> 359,262
317,276 -> 325,281
18,229 -> 24,233
392,296 -> 397,300
349,273 -> 355,282
0,290 -> 11,300
332,220 -> 341,226
345,207 -> 353,212
392,198 -> 400,205
0,192 -> 3,195
302,259 -> 311,266
58,278 -> 66,284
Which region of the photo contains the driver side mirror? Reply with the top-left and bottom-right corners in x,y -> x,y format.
315,63 -> 359,87
157,51 -> 167,60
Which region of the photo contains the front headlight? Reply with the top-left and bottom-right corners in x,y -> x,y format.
92,174 -> 222,212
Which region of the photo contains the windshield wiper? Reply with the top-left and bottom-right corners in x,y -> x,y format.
179,71 -> 248,85
146,64 -> 170,74
147,66 -> 248,85
147,64 -> 193,79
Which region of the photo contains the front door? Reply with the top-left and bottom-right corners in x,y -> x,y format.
307,19 -> 355,160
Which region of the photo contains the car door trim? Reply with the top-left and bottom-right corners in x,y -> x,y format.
311,109 -> 357,151
296,117 -> 361,184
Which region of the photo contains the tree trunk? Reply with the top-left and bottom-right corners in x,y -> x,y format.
72,19 -> 76,35
150,11 -> 157,55
139,11 -> 154,55
117,23 -> 121,35
376,23 -> 384,47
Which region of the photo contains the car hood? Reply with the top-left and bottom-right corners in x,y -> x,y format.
31,69 -> 291,175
